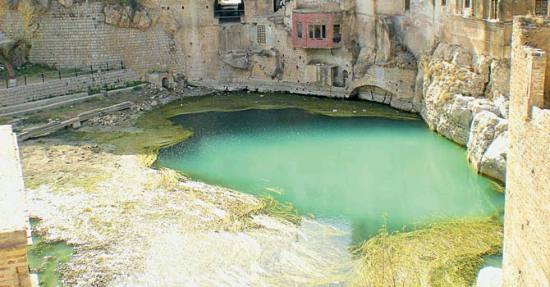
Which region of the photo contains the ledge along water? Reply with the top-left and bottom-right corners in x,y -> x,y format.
157,106 -> 504,242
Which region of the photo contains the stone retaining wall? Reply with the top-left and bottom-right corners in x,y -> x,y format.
28,2 -> 178,73
0,70 -> 139,107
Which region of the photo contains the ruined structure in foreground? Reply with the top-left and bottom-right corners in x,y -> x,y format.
503,17 -> 550,286
0,0 -> 549,286
0,126 -> 33,287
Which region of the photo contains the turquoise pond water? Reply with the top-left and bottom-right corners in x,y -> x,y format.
157,108 -> 504,239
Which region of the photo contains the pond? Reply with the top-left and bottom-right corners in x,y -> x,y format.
157,107 -> 504,241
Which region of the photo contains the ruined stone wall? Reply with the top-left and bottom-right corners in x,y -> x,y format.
440,15 -> 512,59
0,69 -> 140,106
502,17 -> 550,287
0,125 -> 32,287
0,1 -> 179,73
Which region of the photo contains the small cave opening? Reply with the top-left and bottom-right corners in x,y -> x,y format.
161,77 -> 170,90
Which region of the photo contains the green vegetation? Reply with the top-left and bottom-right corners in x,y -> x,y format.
351,217 -> 503,287
14,62 -> 57,77
158,92 -> 419,120
71,92 -> 417,167
72,108 -> 192,166
28,220 -> 74,287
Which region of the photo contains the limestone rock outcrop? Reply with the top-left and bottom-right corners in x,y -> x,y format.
467,111 -> 508,182
57,0 -> 73,8
103,5 -> 152,30
420,43 -> 510,182
480,131 -> 508,181
157,10 -> 180,34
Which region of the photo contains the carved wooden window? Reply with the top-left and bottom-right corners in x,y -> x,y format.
257,25 -> 266,44
404,0 -> 411,11
464,0 -> 471,8
297,22 -> 303,38
308,25 -> 326,39
535,0 -> 548,16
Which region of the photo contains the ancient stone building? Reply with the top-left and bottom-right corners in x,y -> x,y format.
502,16 -> 550,287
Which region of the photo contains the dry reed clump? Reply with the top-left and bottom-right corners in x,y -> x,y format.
256,196 -> 302,225
144,168 -> 185,192
187,190 -> 302,232
351,217 -> 503,287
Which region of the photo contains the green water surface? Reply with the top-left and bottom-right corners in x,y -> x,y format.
28,220 -> 73,287
157,108 -> 504,239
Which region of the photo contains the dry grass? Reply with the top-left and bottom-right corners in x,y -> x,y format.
256,197 -> 302,225
20,142 -> 114,191
145,168 -> 185,192
351,217 -> 503,287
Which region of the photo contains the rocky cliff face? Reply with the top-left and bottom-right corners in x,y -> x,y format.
419,43 -> 510,182
103,5 -> 152,30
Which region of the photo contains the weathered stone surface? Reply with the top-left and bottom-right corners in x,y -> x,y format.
158,11 -> 179,34
104,5 -> 151,30
104,5 -> 123,26
467,98 -> 501,117
118,6 -> 132,28
0,125 -> 32,287
390,98 -> 413,111
57,0 -> 72,8
493,95 -> 510,119
480,131 -> 508,182
436,95 -> 475,145
132,10 -> 152,30
221,50 -> 250,70
467,111 -> 508,181
487,59 -> 511,99
420,43 -> 511,178
375,16 -> 393,63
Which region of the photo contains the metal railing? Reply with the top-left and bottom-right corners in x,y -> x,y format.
1,61 -> 126,89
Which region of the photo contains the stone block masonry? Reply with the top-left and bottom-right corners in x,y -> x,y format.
502,17 -> 550,287
0,69 -> 139,107
25,2 -> 179,73
0,125 -> 32,287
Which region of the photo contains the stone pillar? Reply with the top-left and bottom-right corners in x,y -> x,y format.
0,125 -> 33,287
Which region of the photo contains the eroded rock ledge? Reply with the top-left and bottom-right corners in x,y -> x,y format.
419,43 -> 509,182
